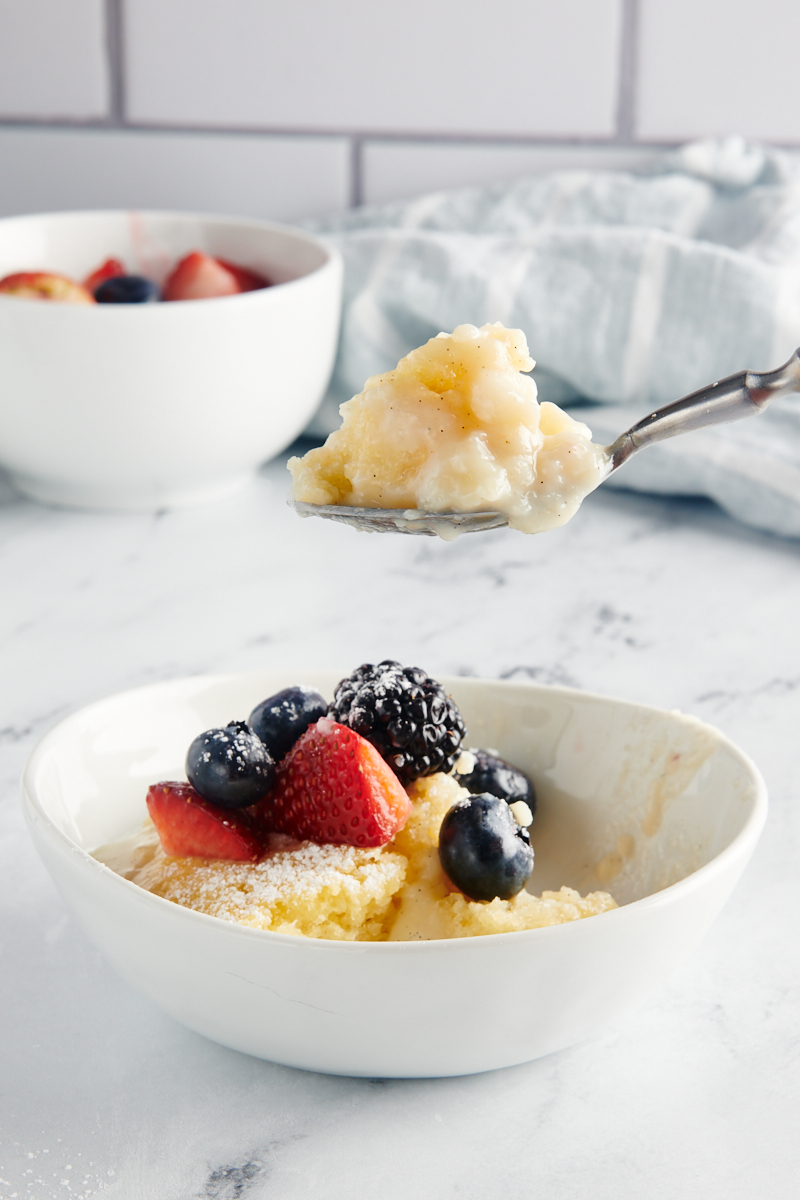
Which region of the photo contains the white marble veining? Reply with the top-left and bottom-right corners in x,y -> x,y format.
2,452 -> 799,1199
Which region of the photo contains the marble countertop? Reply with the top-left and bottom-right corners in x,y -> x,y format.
2,451 -> 798,1200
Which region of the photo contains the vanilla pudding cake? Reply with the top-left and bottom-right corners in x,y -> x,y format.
94,663 -> 616,941
289,323 -> 608,534
96,772 -> 616,941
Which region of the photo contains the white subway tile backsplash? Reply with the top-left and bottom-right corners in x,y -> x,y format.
0,128 -> 350,221
0,0 -> 109,119
638,0 -> 800,142
125,0 -> 623,138
4,0 -> 793,237
363,141 -> 661,206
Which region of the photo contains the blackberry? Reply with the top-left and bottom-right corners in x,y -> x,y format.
329,660 -> 466,784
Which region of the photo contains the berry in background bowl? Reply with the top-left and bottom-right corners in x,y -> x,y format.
0,248 -> 270,306
162,250 -> 268,301
0,271 -> 95,304
93,275 -> 160,304
21,669 -> 766,1078
0,210 -> 342,510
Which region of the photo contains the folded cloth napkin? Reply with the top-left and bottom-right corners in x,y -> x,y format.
307,137 -> 800,538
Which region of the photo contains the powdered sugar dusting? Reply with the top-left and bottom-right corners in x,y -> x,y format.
131,834 -> 407,940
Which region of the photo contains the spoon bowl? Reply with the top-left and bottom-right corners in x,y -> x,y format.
290,501 -> 511,537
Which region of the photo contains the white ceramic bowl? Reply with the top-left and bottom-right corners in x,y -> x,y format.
0,211 -> 342,510
22,672 -> 766,1078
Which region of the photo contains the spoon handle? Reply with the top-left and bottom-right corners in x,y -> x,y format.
608,347 -> 800,472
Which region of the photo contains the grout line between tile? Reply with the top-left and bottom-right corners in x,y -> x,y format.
0,118 -> 798,155
104,0 -> 126,127
615,0 -> 639,141
350,138 -> 364,207
0,117 -> 694,148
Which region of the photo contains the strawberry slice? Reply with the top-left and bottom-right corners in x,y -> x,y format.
146,781 -> 264,861
255,718 -> 412,847
215,257 -> 270,292
162,251 -> 240,302
0,271 -> 95,304
83,257 -> 126,292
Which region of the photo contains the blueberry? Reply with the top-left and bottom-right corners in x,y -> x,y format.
94,275 -> 160,304
186,720 -> 274,809
455,749 -> 536,816
248,686 -> 328,763
439,793 -> 534,902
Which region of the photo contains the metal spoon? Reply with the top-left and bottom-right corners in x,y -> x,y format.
290,348 -> 800,536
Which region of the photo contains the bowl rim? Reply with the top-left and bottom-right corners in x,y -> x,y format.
21,671 -> 769,954
0,208 -> 341,307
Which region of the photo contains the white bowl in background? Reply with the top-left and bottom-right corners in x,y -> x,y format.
22,672 -> 767,1078
0,211 -> 342,510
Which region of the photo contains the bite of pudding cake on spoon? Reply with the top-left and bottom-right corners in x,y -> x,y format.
289,322 -> 800,538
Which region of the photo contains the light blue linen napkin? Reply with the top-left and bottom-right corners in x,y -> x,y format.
308,137 -> 800,538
